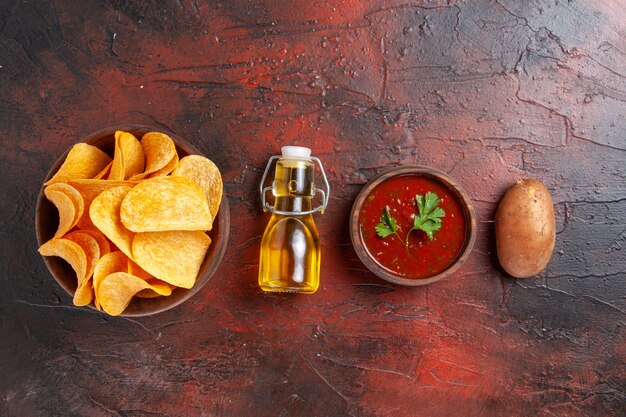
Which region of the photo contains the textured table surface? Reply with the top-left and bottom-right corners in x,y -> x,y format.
1,1 -> 625,416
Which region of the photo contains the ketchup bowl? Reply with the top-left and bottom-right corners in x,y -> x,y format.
350,166 -> 476,286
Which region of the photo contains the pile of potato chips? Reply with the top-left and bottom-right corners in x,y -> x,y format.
38,131 -> 223,316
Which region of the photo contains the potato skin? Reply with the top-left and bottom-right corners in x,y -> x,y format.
496,179 -> 555,278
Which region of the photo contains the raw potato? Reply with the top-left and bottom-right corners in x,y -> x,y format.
496,179 -> 555,278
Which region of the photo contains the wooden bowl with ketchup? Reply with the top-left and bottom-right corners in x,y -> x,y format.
350,166 -> 476,286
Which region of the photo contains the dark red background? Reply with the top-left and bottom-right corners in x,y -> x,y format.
1,1 -> 624,416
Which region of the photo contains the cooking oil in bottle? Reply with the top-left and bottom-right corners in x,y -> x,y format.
258,146 -> 330,294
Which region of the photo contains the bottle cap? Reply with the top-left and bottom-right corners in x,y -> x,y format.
260,147 -> 330,215
281,146 -> 311,158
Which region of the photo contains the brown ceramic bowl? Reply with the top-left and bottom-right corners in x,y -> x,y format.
350,166 -> 476,286
35,125 -> 230,316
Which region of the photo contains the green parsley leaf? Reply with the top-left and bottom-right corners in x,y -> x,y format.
375,206 -> 399,238
422,192 -> 441,214
408,191 -> 445,242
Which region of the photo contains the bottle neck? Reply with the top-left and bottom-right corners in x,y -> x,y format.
275,196 -> 312,214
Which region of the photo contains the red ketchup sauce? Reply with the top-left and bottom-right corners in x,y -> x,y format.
359,174 -> 467,279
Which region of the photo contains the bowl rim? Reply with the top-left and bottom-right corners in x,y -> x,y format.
349,165 -> 476,286
35,124 -> 230,316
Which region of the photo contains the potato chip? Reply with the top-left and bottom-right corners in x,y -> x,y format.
172,155 -> 223,217
69,179 -> 137,229
134,290 -> 161,299
69,179 -> 137,201
119,131 -> 145,180
135,281 -> 173,298
120,176 -> 213,232
93,251 -> 128,310
64,231 -> 100,279
74,284 -> 94,307
64,231 -> 100,306
108,138 -> 124,181
133,132 -> 177,179
109,131 -> 145,181
127,259 -> 174,298
149,279 -> 175,291
97,272 -> 155,316
45,143 -> 112,185
38,238 -> 87,293
94,162 -> 112,179
149,152 -> 178,178
127,258 -> 153,281
90,186 -> 135,259
46,183 -> 85,227
77,228 -> 111,257
76,214 -> 96,230
132,230 -> 211,289
44,189 -> 77,238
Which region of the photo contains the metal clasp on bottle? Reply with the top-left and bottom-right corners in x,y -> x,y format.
259,155 -> 330,216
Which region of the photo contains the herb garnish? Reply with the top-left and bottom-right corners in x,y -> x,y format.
406,192 -> 445,244
375,192 -> 445,249
375,206 -> 402,242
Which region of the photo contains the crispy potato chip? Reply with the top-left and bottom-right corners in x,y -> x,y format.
38,238 -> 87,293
69,179 -> 138,229
46,183 -> 85,227
94,162 -> 112,179
69,179 -> 137,201
64,231 -> 100,279
74,284 -> 93,307
120,176 -> 212,232
109,131 -> 144,180
120,131 -> 145,179
172,155 -> 223,217
134,132 -> 177,179
127,259 -> 174,298
64,231 -> 100,306
76,214 -> 96,230
45,143 -> 112,185
44,189 -> 77,238
132,230 -> 211,289
108,138 -> 124,180
127,258 -> 153,281
134,290 -> 161,299
97,272 -> 155,316
90,186 -> 135,259
150,279 -> 175,290
77,228 -> 111,257
93,251 -> 128,310
135,281 -> 173,298
149,152 -> 178,178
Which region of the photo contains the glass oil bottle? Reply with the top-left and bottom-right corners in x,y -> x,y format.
258,146 -> 330,294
